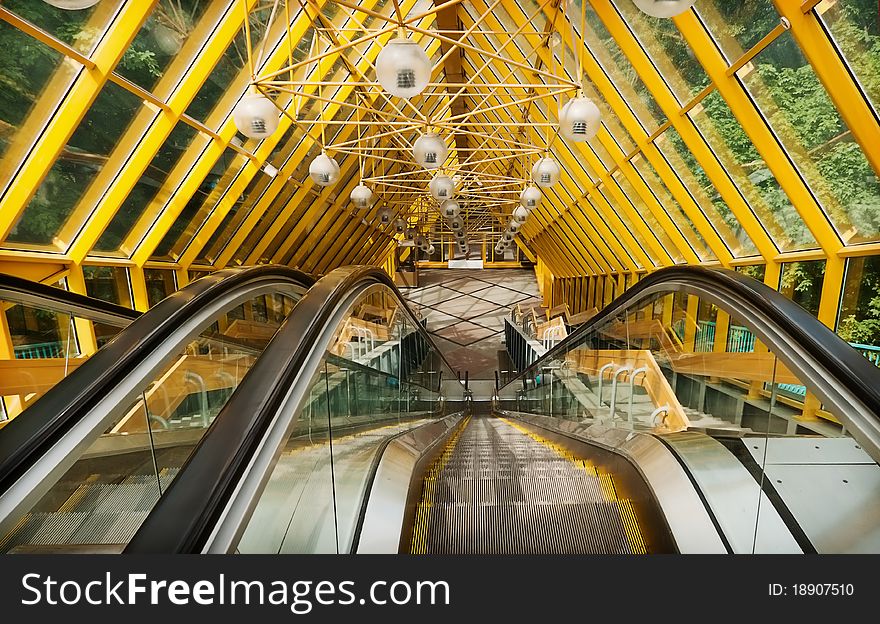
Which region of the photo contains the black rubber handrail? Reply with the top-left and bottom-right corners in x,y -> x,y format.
501,266 -> 880,420
0,265 -> 315,497
0,272 -> 139,325
126,266 -> 457,553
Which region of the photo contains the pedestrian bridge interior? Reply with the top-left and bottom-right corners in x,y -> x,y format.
1,0 -> 880,554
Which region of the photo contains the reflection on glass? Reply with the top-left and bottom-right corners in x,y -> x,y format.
689,91 -> 818,250
114,0 -> 215,94
7,82 -> 144,247
738,32 -> 880,244
0,292 -> 297,553
779,260 -> 825,318
611,171 -> 685,263
2,0 -> 118,55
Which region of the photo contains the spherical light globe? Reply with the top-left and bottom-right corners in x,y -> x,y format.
427,244 -> 435,255
375,37 -> 431,98
520,185 -> 543,209
308,153 -> 340,187
513,206 -> 530,224
153,23 -> 185,55
232,93 -> 280,139
413,133 -> 448,169
378,208 -> 392,224
350,184 -> 373,209
632,0 -> 698,18
509,220 -> 521,233
532,157 -> 561,188
394,218 -> 406,234
43,0 -> 101,9
503,231 -> 515,243
441,199 -> 460,219
450,217 -> 463,232
429,174 -> 455,200
559,95 -> 601,142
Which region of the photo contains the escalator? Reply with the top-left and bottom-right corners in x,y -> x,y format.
1,266 -> 879,554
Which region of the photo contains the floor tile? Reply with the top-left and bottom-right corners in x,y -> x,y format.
433,321 -> 497,346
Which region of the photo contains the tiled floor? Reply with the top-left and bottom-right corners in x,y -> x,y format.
401,269 -> 543,379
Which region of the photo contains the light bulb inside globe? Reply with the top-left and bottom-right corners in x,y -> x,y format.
394,218 -> 406,233
413,133 -> 448,169
375,37 -> 431,98
531,157 -> 561,188
513,206 -> 530,223
350,184 -> 373,208
441,199 -> 460,219
520,186 -> 542,209
429,174 -> 455,200
450,217 -> 463,231
559,95 -> 601,142
308,153 -> 340,187
509,220 -> 521,233
378,208 -> 392,224
233,93 -> 280,140
632,0 -> 698,18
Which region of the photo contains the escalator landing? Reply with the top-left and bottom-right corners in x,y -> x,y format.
410,415 -> 646,554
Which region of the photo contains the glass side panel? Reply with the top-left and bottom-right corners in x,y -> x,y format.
0,21 -> 77,197
500,276 -> 879,552
0,290 -> 300,553
611,171 -> 685,263
737,31 -> 880,245
818,0 -> 880,119
236,285 -> 462,553
7,81 -> 145,248
82,266 -> 133,310
688,90 -> 818,251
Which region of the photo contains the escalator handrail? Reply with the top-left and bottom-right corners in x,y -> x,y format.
0,272 -> 139,326
0,265 -> 315,497
126,266 -> 457,553
501,266 -> 880,423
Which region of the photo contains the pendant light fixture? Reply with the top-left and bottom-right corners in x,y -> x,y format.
513,206 -> 530,224
42,0 -> 101,9
413,132 -> 448,169
232,91 -> 280,139
633,0 -> 698,18
532,156 -> 560,188
429,174 -> 455,200
350,184 -> 373,208
520,186 -> 543,209
441,199 -> 460,219
378,207 -> 392,225
376,35 -> 431,98
309,152 -> 340,186
509,219 -> 522,234
394,218 -> 406,234
559,95 -> 601,142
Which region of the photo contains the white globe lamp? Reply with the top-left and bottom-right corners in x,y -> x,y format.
441,199 -> 460,219
532,157 -> 561,188
233,92 -> 280,139
559,95 -> 601,142
308,153 -> 340,186
350,184 -> 373,209
513,206 -> 530,224
633,0 -> 698,18
43,0 -> 102,9
429,174 -> 455,200
375,37 -> 431,98
520,186 -> 542,209
413,133 -> 448,169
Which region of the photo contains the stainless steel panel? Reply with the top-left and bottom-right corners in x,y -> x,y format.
746,438 -> 875,465
663,432 -> 801,553
762,463 -> 880,553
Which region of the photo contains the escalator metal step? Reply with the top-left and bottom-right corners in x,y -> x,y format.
410,416 -> 647,554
